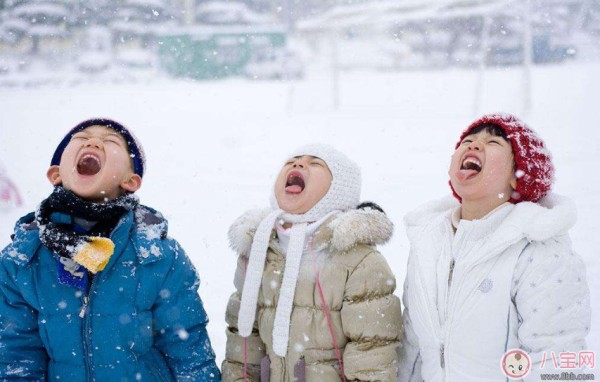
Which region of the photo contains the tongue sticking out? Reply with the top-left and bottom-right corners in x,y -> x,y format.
285,175 -> 305,194
457,158 -> 482,181
457,169 -> 479,181
77,156 -> 101,176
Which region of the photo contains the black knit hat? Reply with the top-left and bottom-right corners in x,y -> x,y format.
50,118 -> 145,177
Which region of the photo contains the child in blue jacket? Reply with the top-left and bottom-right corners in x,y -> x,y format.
0,119 -> 221,381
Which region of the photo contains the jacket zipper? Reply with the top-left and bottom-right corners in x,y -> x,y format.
81,276 -> 98,382
448,259 -> 455,289
441,259 -> 456,370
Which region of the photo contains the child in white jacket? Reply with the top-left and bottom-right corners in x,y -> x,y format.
398,113 -> 591,382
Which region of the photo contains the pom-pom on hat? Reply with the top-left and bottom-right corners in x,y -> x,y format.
451,113 -> 554,203
50,118 -> 145,177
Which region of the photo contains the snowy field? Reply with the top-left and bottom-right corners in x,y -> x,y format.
1,62 -> 599,369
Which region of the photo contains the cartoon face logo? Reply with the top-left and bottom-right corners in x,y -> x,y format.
501,349 -> 531,379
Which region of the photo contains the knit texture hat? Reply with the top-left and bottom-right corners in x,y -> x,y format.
50,118 -> 146,177
269,144 -> 362,222
451,113 -> 554,203
238,144 -> 361,357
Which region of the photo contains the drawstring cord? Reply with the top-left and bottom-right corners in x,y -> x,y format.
309,237 -> 347,382
241,234 -> 347,382
243,256 -> 248,382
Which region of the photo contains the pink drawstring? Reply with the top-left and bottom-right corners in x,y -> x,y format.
308,238 -> 347,382
240,234 -> 346,381
242,256 -> 248,382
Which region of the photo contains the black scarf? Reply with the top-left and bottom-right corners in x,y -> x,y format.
36,186 -> 139,262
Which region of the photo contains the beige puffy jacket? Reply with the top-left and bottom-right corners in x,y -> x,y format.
222,208 -> 402,382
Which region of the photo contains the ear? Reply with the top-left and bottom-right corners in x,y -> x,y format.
510,175 -> 517,190
120,174 -> 142,193
47,166 -> 62,185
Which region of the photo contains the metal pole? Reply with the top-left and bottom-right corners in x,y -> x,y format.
183,0 -> 195,26
330,30 -> 340,110
522,0 -> 533,115
474,14 -> 491,116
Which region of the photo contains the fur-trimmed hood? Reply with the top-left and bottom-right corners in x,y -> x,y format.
404,193 -> 576,244
229,207 -> 394,255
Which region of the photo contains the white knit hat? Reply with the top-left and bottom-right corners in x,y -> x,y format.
269,144 -> 361,222
238,144 -> 361,356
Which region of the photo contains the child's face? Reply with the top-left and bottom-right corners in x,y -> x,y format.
274,155 -> 332,215
46,125 -> 142,202
449,129 -> 516,204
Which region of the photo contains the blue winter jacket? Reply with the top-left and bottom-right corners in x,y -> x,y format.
0,206 -> 221,381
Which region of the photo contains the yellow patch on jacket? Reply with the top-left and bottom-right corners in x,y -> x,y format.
73,237 -> 115,273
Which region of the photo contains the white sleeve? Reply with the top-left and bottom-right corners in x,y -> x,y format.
398,278 -> 423,382
511,235 -> 591,381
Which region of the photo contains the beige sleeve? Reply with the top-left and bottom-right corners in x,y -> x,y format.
221,255 -> 266,382
341,250 -> 403,382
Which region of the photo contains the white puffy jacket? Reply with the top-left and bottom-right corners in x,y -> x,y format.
398,194 -> 591,382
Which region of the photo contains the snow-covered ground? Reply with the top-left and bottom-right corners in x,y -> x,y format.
1,62 -> 599,370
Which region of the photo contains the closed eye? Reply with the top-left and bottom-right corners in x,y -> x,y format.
461,139 -> 472,145
72,133 -> 89,140
103,138 -> 121,145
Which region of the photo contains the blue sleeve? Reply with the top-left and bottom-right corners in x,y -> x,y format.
152,239 -> 221,382
0,256 -> 48,380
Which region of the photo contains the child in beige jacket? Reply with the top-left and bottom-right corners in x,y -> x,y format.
222,144 -> 402,382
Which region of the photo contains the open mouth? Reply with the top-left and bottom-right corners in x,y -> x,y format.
461,157 -> 482,172
456,155 -> 482,181
77,153 -> 102,176
285,171 -> 305,194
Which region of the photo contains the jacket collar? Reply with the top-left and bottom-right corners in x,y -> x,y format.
3,212 -> 41,265
4,205 -> 169,266
405,193 -> 576,248
228,207 -> 394,255
132,206 -> 169,264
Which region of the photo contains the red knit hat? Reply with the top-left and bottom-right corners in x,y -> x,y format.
450,113 -> 554,203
